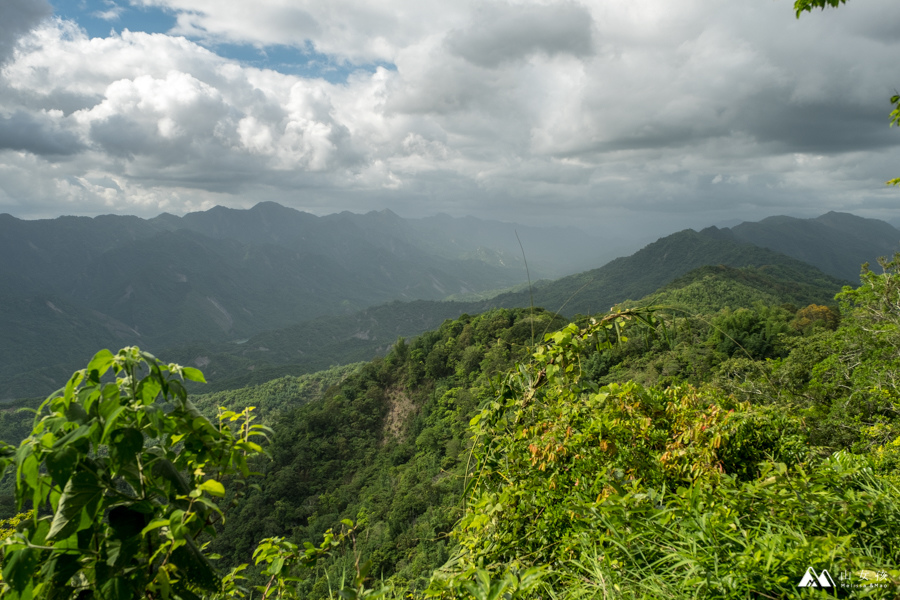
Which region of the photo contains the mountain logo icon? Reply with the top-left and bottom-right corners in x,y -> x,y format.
798,567 -> 837,588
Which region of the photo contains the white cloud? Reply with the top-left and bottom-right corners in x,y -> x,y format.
136,0 -> 470,63
94,1 -> 125,22
0,0 -> 899,229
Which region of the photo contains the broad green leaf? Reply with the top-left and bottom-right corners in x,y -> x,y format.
86,349 -> 115,382
63,402 -> 88,425
63,370 -> 84,403
110,428 -> 144,466
139,378 -> 162,405
48,471 -> 103,541
43,552 -> 81,590
50,424 -> 92,451
101,406 -> 127,441
18,452 -> 39,492
182,367 -> 207,383
101,576 -> 135,600
198,479 -> 225,497
45,446 -> 78,488
140,519 -> 171,537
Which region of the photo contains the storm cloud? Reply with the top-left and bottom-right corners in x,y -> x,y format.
0,0 -> 899,235
446,2 -> 594,68
0,110 -> 84,155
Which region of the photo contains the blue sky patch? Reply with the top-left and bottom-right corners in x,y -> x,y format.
51,0 -> 176,38
207,42 -> 396,83
48,0 -> 395,83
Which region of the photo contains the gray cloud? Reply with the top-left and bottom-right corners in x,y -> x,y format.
0,110 -> 84,155
1,0 -> 900,231
0,0 -> 51,65
446,2 -> 593,68
746,100 -> 898,154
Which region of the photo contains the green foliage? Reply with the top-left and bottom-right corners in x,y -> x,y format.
716,256 -> 900,460
707,304 -> 793,360
425,565 -> 546,600
637,264 -> 842,314
4,242 -> 900,599
189,364 -> 363,422
210,308 -> 566,598
436,266 -> 900,597
0,511 -> 32,542
789,303 -> 839,333
795,0 -> 847,16
560,452 -> 900,598
0,347 -> 270,599
453,312 -> 798,573
237,521 -> 387,600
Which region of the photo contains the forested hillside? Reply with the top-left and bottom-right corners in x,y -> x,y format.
0,204 -> 593,399
145,228 -> 849,394
4,250 -> 900,598
486,226 -> 852,317
219,259 -> 900,597
2,207 -> 895,400
728,212 -> 900,281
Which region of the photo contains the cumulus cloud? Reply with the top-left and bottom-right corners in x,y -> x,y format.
0,109 -> 84,155
0,0 -> 899,232
0,0 -> 51,65
446,2 -> 593,68
135,0 -> 467,63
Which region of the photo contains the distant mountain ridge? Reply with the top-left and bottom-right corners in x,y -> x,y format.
484,226 -> 851,317
1,205 -> 897,399
149,202 -> 606,279
161,226 -> 850,392
0,203 -> 598,398
727,212 -> 900,281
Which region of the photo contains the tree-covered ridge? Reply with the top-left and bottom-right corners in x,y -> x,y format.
3,208 -> 893,400
210,307 -> 568,596
155,247 -> 846,395
635,264 -> 843,314
727,212 -> 900,282
486,226 -> 851,319
2,257 -> 900,598
205,261 -> 896,598
188,363 -> 363,422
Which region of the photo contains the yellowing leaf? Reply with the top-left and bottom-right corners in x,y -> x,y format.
198,479 -> 225,497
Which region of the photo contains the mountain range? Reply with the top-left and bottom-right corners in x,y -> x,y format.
161,222 -> 854,392
0,206 -> 897,399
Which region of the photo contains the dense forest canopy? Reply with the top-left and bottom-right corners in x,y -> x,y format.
1,250 -> 899,597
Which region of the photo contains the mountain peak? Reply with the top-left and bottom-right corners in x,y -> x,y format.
364,208 -> 402,220
250,201 -> 306,217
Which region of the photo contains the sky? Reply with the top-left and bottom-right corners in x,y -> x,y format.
1,0 -> 899,237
